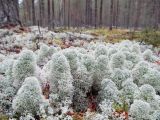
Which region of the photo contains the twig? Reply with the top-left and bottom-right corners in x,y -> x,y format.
38,20 -> 41,35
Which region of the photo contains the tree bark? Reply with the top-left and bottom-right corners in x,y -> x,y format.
48,0 -> 51,30
0,0 -> 20,25
134,0 -> 142,30
39,0 -> 45,27
109,0 -> 114,30
99,0 -> 103,27
63,0 -> 66,26
115,0 -> 119,28
32,0 -> 36,25
52,0 -> 55,29
95,0 -> 97,28
85,0 -> 92,27
126,0 -> 131,28
68,0 -> 70,28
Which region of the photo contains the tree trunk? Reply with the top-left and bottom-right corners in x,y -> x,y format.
39,0 -> 42,26
63,0 -> 66,26
134,0 -> 142,30
14,0 -> 19,20
48,0 -> 51,29
39,0 -> 45,27
95,0 -> 97,28
68,0 -> 70,28
52,0 -> 55,29
99,0 -> 103,27
126,0 -> 131,28
115,0 -> 119,28
25,0 -> 31,25
158,1 -> 160,28
32,0 -> 36,25
0,0 -> 20,25
85,0 -> 92,27
109,0 -> 114,30
85,0 -> 89,26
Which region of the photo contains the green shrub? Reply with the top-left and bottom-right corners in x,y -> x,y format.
141,28 -> 160,47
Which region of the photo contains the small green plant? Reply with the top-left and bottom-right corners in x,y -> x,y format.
112,97 -> 129,113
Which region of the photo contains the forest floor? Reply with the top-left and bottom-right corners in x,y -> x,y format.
0,26 -> 159,56
55,27 -> 141,42
0,26 -> 160,120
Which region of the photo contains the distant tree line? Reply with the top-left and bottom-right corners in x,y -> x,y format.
0,0 -> 160,30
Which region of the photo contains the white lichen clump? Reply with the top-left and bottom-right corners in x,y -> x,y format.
99,79 -> 119,101
0,37 -> 160,119
139,84 -> 156,101
95,55 -> 110,81
130,100 -> 151,119
12,77 -> 44,115
12,50 -> 36,88
62,49 -> 79,75
95,44 -> 108,58
121,79 -> 138,101
49,52 -> 73,101
110,52 -> 125,69
143,49 -> 157,62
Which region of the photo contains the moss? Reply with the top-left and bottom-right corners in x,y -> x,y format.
83,28 -> 141,43
52,27 -> 160,46
53,38 -> 63,46
0,114 -> 9,120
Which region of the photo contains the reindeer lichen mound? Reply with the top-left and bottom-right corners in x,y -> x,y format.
12,77 -> 44,117
49,52 -> 74,102
12,50 -> 36,88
